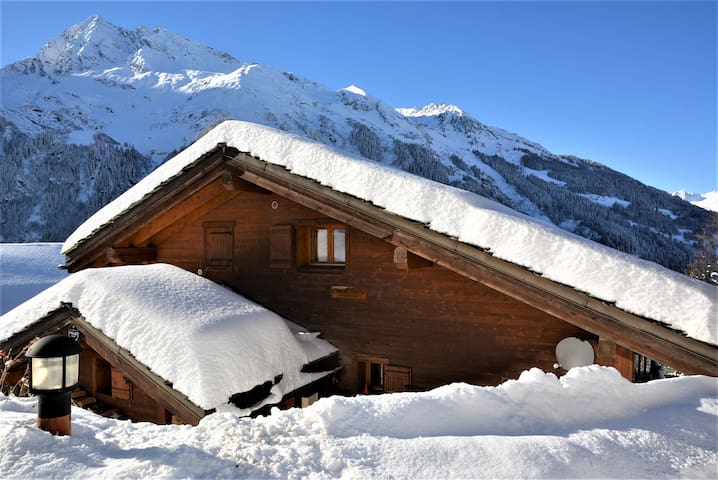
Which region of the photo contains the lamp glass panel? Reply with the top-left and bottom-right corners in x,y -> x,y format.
31,357 -> 64,390
64,354 -> 80,387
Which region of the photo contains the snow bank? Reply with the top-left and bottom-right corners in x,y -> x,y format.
0,263 -> 336,412
1,367 -> 716,479
61,121 -> 717,345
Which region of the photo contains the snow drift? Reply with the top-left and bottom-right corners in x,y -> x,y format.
1,366 -> 716,479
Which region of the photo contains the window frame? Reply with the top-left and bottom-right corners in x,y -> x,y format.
357,356 -> 389,394
309,225 -> 346,266
296,222 -> 348,270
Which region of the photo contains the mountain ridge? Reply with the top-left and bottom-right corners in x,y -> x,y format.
1,15 -> 713,273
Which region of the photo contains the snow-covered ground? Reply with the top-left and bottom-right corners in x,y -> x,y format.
0,243 -> 66,315
1,367 -> 716,479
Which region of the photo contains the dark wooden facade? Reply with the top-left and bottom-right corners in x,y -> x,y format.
62,148 -> 718,391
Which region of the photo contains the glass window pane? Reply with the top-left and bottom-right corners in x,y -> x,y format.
333,229 -> 346,263
31,357 -> 63,390
312,228 -> 328,262
64,354 -> 80,387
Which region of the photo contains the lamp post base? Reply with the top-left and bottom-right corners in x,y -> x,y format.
37,414 -> 71,436
36,391 -> 72,436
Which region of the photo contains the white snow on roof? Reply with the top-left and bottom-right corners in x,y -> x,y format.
0,263 -> 337,413
62,120 -> 717,345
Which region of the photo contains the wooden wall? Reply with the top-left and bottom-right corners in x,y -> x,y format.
78,343 -> 170,424
129,176 -> 597,393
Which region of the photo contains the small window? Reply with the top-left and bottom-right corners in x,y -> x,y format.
358,357 -> 388,394
296,224 -> 347,269
310,227 -> 345,265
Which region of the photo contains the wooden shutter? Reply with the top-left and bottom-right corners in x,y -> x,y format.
203,221 -> 235,269
111,368 -> 130,400
384,365 -> 412,393
270,224 -> 294,268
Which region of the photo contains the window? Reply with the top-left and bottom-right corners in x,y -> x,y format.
270,222 -> 347,270
292,223 -> 347,269
310,226 -> 345,265
358,358 -> 386,394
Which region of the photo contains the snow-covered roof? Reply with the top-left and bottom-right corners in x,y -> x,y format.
0,263 -> 337,413
62,120 -> 717,346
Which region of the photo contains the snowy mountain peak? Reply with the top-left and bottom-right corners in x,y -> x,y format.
673,190 -> 718,212
35,15 -> 240,75
38,15 -> 135,72
397,102 -> 465,118
341,84 -> 367,96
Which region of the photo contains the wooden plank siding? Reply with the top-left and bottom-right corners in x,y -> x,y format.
135,180 -> 592,393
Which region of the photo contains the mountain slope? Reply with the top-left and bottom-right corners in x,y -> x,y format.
1,15 -> 713,272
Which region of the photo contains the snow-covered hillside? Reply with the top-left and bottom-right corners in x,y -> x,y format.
1,367 -> 716,479
1,15 -> 713,273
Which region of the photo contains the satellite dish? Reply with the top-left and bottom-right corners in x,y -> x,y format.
555,337 -> 595,370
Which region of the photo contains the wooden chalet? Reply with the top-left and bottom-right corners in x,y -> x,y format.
3,121 -> 716,417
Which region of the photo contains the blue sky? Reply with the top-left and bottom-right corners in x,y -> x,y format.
1,1 -> 716,194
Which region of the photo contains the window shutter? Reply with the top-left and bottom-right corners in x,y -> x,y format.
270,224 -> 294,268
111,368 -> 131,400
203,221 -> 235,270
384,365 -> 412,393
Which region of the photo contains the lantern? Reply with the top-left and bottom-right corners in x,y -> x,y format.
26,335 -> 82,435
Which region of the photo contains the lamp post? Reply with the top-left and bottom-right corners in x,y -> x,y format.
26,335 -> 82,436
